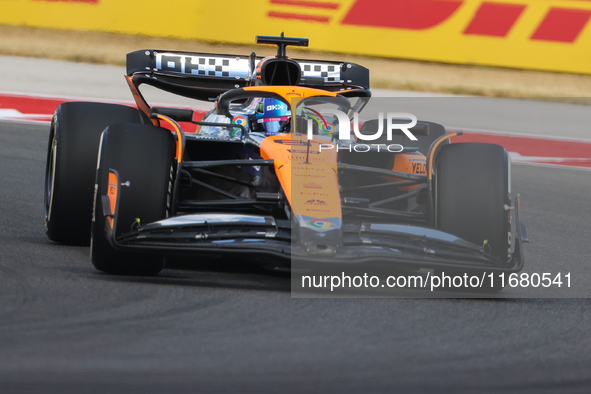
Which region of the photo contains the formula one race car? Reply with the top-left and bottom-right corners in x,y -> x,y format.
44,34 -> 527,290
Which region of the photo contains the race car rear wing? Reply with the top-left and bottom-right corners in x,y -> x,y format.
126,50 -> 370,102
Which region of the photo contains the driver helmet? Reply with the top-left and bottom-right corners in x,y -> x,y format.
254,98 -> 290,134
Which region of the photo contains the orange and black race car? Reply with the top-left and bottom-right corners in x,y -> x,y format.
44,34 -> 527,290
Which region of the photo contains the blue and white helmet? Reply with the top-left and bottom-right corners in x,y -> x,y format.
254,98 -> 290,134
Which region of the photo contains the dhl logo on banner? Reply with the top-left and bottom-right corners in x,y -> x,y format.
2,0 -> 591,74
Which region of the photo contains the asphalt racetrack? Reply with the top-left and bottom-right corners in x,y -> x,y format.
1,114 -> 591,393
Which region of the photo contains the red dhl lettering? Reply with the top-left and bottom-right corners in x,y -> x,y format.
342,0 -> 463,30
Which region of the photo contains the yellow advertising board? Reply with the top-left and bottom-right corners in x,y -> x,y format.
2,0 -> 591,74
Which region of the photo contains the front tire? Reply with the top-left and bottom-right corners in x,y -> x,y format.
91,123 -> 175,276
435,143 -> 511,291
44,102 -> 141,245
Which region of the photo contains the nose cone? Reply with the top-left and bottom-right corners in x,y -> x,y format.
295,216 -> 342,257
260,133 -> 344,258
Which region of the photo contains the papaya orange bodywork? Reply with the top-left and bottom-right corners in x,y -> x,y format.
155,115 -> 184,164
242,85 -> 338,102
388,152 -> 427,191
260,134 -> 341,219
255,86 -> 428,219
106,171 -> 118,229
125,75 -> 158,126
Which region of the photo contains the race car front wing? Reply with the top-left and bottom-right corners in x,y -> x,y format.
100,168 -> 527,273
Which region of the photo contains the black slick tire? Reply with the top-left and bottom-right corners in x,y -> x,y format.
91,123 -> 175,276
435,143 -> 511,291
44,102 -> 141,245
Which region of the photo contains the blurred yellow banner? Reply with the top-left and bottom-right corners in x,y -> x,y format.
3,0 -> 591,74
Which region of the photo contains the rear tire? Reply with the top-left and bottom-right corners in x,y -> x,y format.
44,102 -> 141,245
91,123 -> 175,276
436,143 -> 511,291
